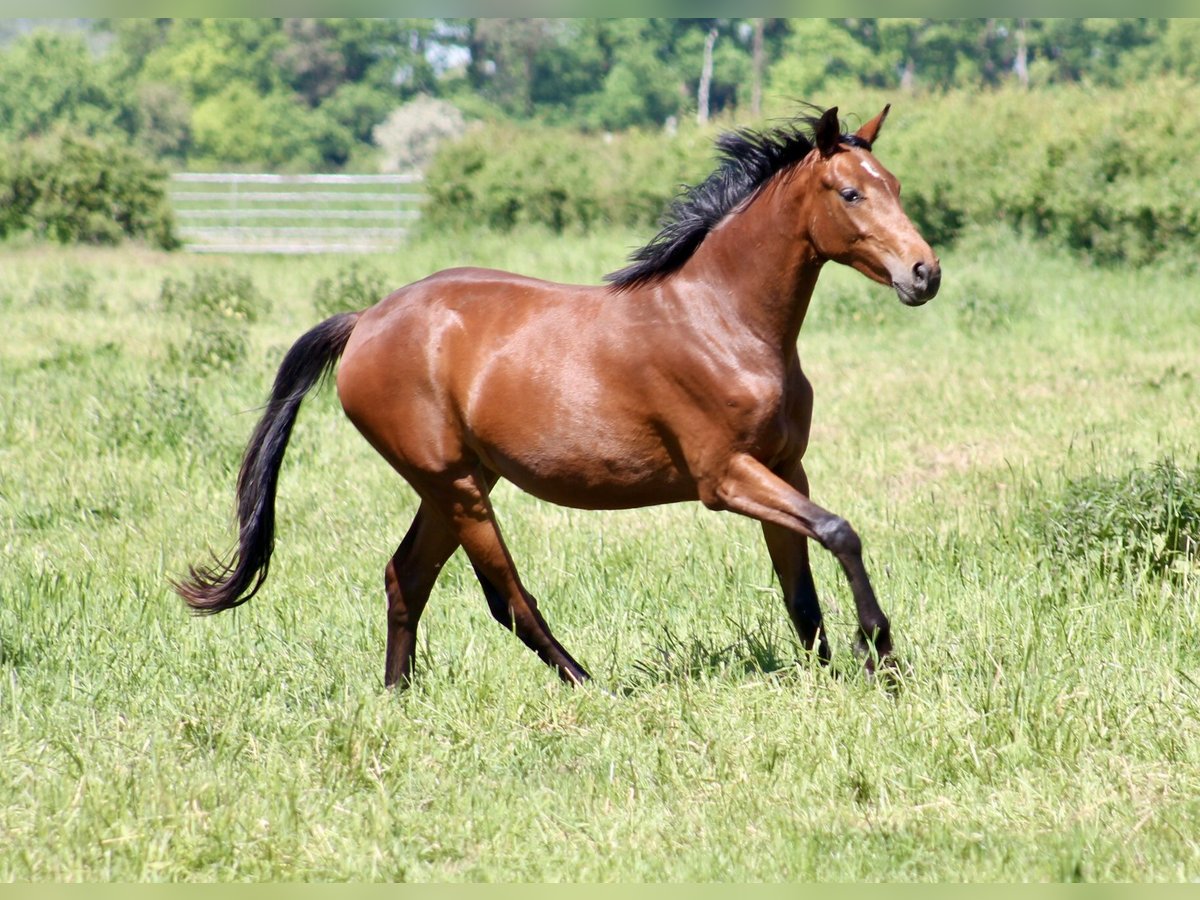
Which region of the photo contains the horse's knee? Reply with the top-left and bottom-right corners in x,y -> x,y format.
384,558 -> 399,601
814,515 -> 861,557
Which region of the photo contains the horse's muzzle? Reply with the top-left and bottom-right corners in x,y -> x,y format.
895,259 -> 941,306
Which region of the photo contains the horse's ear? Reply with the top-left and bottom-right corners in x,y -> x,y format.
815,106 -> 841,156
855,104 -> 891,148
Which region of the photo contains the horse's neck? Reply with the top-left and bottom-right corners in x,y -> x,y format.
678,174 -> 823,353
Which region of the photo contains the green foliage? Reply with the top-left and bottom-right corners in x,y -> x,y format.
3,19 -> 1200,175
312,263 -> 389,318
423,81 -> 1200,267
171,321 -> 247,375
1005,81 -> 1200,266
424,123 -> 712,234
323,81 -> 398,145
0,30 -> 123,141
769,19 -> 891,99
159,267 -> 267,374
841,83 -> 1200,266
138,18 -> 289,103
29,266 -> 99,312
1,131 -> 177,248
159,268 -> 268,322
1030,459 -> 1200,579
190,82 -> 351,170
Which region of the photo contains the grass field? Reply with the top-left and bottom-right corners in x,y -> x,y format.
1,225 -> 1199,881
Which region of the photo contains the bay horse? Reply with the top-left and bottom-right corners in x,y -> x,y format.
177,105 -> 940,687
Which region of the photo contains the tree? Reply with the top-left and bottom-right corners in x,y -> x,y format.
467,18 -> 560,117
0,29 -> 122,140
768,20 -> 885,100
190,82 -> 350,169
137,19 -> 288,102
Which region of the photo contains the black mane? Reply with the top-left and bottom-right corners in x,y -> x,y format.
605,112 -> 870,290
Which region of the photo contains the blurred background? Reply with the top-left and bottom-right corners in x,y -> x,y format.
1,17 -> 1197,265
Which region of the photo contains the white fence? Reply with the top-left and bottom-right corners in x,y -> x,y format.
169,172 -> 423,254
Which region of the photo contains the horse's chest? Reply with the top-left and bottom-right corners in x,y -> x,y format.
750,366 -> 813,465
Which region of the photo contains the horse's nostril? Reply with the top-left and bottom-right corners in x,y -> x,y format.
913,261 -> 929,286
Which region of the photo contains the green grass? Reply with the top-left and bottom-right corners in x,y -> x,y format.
1,226 -> 1199,880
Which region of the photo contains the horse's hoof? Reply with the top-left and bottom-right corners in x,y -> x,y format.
865,652 -> 906,692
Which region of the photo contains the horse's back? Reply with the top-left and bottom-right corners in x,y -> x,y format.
335,266 -> 605,476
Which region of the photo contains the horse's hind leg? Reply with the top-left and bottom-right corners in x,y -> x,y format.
762,462 -> 830,664
426,466 -> 590,685
384,504 -> 460,688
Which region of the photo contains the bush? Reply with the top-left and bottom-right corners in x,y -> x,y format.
1029,459 -> 1200,579
422,80 -> 1200,266
160,268 -> 265,376
884,81 -> 1200,266
424,123 -> 712,234
190,82 -> 352,170
159,269 -> 268,323
171,321 -> 247,375
312,263 -> 389,318
1,131 -> 177,248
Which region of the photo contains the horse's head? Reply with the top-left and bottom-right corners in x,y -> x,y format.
805,106 -> 940,306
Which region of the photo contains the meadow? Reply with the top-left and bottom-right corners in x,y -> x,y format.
1,223 -> 1198,880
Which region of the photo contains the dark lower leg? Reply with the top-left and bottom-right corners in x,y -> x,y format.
763,523 -> 830,663
434,468 -> 589,685
472,562 -> 591,684
837,554 -> 892,670
384,507 -> 459,688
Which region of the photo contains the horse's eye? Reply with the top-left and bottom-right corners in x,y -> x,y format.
839,187 -> 862,203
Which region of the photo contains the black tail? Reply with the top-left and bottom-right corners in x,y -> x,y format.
175,312 -> 359,614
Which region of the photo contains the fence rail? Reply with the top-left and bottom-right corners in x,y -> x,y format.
169,172 -> 423,254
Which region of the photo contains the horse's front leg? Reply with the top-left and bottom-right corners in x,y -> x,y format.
761,458 -> 830,664
710,453 -> 892,672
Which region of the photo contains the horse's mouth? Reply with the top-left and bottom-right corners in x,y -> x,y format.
893,270 -> 940,306
894,284 -> 931,306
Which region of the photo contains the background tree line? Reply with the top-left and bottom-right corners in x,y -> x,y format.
1,18 -> 1198,261
1,18 -> 1198,171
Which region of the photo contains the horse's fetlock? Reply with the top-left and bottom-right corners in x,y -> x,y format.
858,617 -> 892,653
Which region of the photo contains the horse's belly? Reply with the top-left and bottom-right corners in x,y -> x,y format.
476,431 -> 697,510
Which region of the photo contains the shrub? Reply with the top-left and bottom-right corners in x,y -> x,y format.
170,320 -> 247,376
190,83 -> 352,170
2,131 -> 178,248
421,80 -> 1200,265
423,123 -> 712,235
312,263 -> 389,318
159,268 -> 268,323
1029,459 -> 1200,579
160,268 -> 264,376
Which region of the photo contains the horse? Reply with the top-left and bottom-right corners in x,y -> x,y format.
176,105 -> 941,688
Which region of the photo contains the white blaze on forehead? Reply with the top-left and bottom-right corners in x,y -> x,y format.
858,156 -> 897,197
